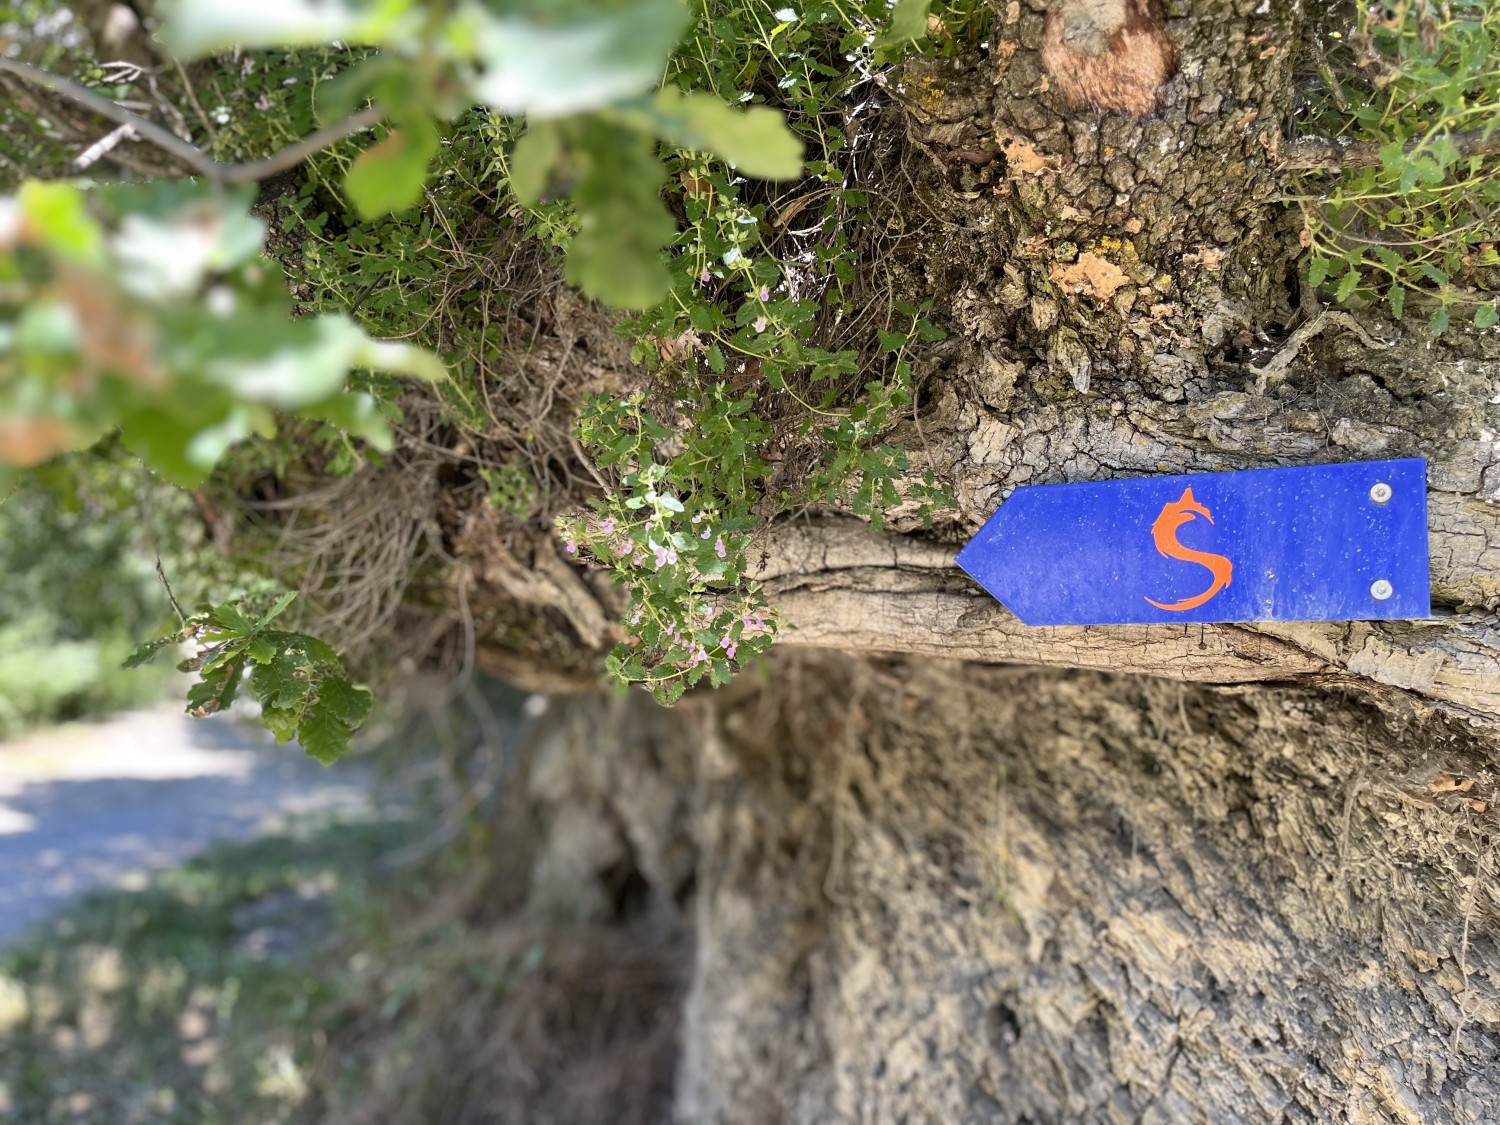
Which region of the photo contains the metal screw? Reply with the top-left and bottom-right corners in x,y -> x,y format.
1370,579 -> 1394,601
1369,482 -> 1393,504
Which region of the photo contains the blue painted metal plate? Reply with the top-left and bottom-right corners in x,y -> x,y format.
956,459 -> 1431,626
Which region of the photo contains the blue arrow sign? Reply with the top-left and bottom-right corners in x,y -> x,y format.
956,459 -> 1431,626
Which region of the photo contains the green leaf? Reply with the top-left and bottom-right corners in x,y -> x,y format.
1429,305 -> 1451,335
208,317 -> 443,409
655,679 -> 687,706
298,693 -> 356,765
246,636 -> 281,664
257,591 -> 298,627
874,0 -> 932,59
1377,141 -> 1407,178
1306,256 -> 1331,288
565,122 -> 676,308
187,659 -> 243,714
312,54 -> 406,123
17,181 -> 105,265
1335,266 -> 1361,303
316,677 -> 373,726
111,200 -> 266,300
617,88 -> 804,180
158,0 -> 414,56
297,634 -> 343,667
124,634 -> 178,669
472,0 -> 692,119
209,603 -> 256,634
1388,285 -> 1406,320
261,704 -> 301,744
1474,303 -> 1499,330
252,654 -> 312,710
345,121 -> 440,219
510,122 -> 563,205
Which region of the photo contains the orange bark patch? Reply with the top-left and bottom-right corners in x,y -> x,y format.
1430,772 -> 1475,793
1050,253 -> 1130,301
1041,0 -> 1176,117
997,134 -> 1048,176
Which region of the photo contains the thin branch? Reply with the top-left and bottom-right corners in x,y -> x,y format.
0,56 -> 381,185
231,105 -> 383,183
171,56 -> 216,137
155,555 -> 188,627
1283,125 -> 1500,171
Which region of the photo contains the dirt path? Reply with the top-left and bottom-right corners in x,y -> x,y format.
0,706 -> 369,945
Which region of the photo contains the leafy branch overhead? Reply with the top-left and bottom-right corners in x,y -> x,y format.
0,0 -> 809,488
127,594 -> 372,764
0,179 -> 442,484
158,0 -> 806,308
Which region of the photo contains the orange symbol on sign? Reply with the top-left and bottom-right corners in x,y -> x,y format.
1144,488 -> 1233,611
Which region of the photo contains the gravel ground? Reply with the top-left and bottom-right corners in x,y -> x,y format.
0,706 -> 369,945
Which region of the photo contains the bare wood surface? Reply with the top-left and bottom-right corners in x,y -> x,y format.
751,517 -> 1500,723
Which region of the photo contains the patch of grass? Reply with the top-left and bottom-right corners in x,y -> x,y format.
0,818 -> 403,1124
0,799 -> 686,1125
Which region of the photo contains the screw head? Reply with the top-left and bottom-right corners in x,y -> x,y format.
1369,482 -> 1393,504
1370,579 -> 1394,601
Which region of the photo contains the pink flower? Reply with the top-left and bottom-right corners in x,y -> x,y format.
700,268 -> 711,283
617,541 -> 631,556
630,611 -> 641,624
753,316 -> 768,333
758,286 -> 769,301
654,546 -> 670,568
597,518 -> 615,534
700,528 -> 711,540
725,643 -> 737,660
645,520 -> 655,531
715,536 -> 726,559
566,541 -> 577,554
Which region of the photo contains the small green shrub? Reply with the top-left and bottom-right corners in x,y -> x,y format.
1298,0 -> 1500,332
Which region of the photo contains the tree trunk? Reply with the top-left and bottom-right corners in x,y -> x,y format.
500,650 -> 1498,1123
437,2 -> 1500,1119
214,0 -> 1500,1118
444,0 -> 1499,728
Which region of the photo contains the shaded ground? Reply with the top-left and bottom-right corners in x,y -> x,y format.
0,706 -> 368,945
0,820 -> 402,1124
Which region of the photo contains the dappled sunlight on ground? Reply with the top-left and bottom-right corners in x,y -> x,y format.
0,706 -> 369,944
0,819 -> 401,1124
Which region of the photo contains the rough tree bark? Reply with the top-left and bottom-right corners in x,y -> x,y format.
77,0 -> 1480,1118
421,1 -> 1500,1120
5,0 -> 1497,1117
